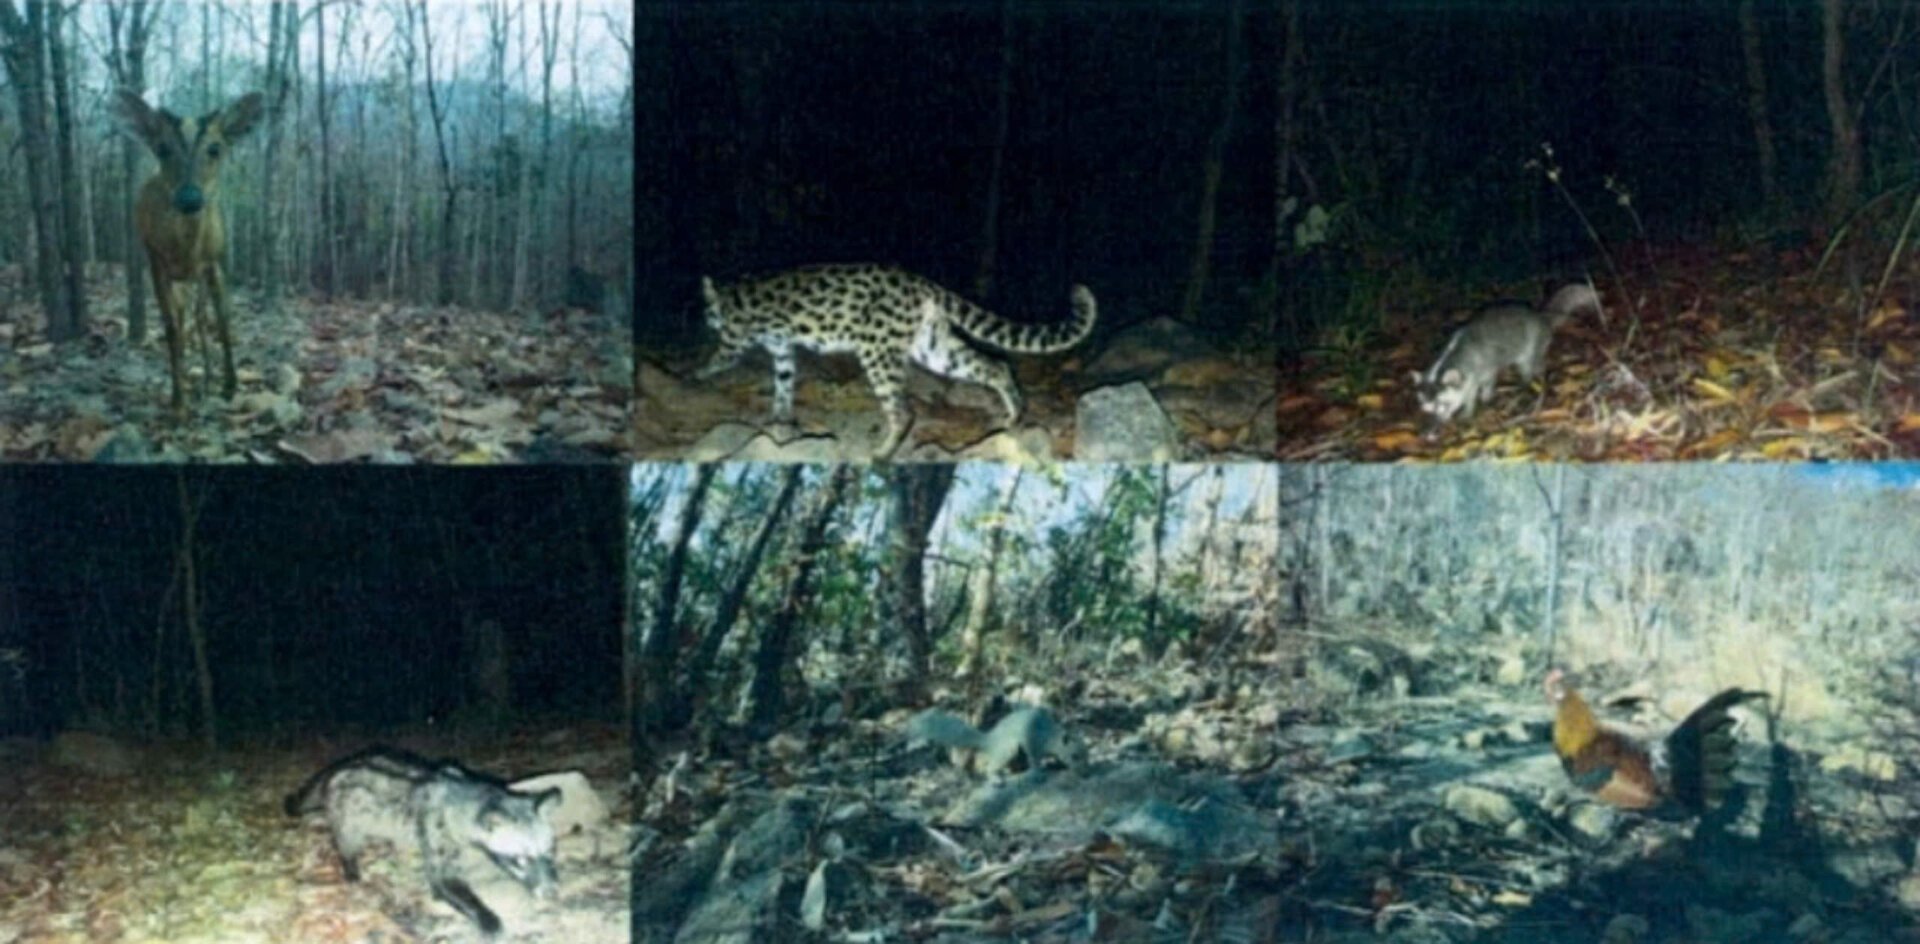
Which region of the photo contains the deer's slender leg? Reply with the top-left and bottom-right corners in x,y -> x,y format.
206,264 -> 237,398
149,262 -> 186,417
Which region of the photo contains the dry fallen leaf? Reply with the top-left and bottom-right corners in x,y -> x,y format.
1691,377 -> 1737,403
1761,438 -> 1808,460
1372,429 -> 1422,451
1683,429 -> 1744,457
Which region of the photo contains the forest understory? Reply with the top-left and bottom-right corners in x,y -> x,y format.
0,724 -> 630,944
0,266 -> 629,463
1278,242 -> 1920,461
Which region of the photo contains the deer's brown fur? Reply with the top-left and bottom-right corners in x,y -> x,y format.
114,89 -> 264,416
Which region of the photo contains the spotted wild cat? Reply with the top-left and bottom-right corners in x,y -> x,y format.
696,265 -> 1097,453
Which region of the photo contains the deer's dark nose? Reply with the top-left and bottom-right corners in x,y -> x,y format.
172,185 -> 205,214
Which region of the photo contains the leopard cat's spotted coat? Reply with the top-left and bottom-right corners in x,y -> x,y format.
697,264 -> 1097,453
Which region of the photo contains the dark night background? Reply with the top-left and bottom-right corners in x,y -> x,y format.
639,1 -> 1865,357
0,467 -> 624,741
639,1 -> 1281,355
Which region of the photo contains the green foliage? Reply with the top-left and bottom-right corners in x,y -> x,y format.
1297,265 -> 1398,402
634,466 -> 1253,709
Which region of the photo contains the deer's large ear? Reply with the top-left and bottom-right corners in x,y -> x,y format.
210,92 -> 266,142
113,89 -> 168,145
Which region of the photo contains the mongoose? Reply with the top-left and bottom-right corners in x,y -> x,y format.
1410,282 -> 1601,435
902,705 -> 1084,776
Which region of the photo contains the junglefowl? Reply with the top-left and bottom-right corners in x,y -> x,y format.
1543,668 -> 1766,815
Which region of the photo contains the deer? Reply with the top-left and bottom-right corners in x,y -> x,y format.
113,89 -> 264,417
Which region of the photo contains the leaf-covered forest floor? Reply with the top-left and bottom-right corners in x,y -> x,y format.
633,632 -> 1920,942
0,725 -> 629,944
0,268 -> 630,463
1277,244 -> 1920,461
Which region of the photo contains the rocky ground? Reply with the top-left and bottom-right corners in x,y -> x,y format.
631,644 -> 1920,943
635,317 -> 1276,463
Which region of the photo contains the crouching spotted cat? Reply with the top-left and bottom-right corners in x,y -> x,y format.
696,264 -> 1097,454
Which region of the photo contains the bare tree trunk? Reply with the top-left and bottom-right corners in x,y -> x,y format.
957,466 -> 1021,690
890,465 -> 957,699
1738,0 -> 1782,212
641,464 -> 716,734
173,471 -> 217,751
1269,0 -> 1301,339
534,2 -> 559,305
0,2 -> 67,341
743,466 -> 854,734
316,0 -> 335,300
258,2 -> 292,311
390,0 -> 419,299
486,0 -> 511,308
47,1 -> 84,337
1820,0 -> 1859,226
60,8 -> 90,264
1180,0 -> 1244,322
417,0 -> 459,306
565,3 -> 583,270
973,0 -> 1013,298
105,2 -> 157,342
1147,466 -> 1169,644
685,466 -> 803,727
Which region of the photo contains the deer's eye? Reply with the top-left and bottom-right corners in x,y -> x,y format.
207,143 -> 223,158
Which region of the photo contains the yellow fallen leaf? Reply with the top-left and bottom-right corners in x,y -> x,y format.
1683,429 -> 1743,457
1885,342 -> 1915,367
1896,414 -> 1920,433
1806,411 -> 1857,433
1762,438 -> 1808,460
1704,354 -> 1731,380
1493,890 -> 1533,907
1355,393 -> 1386,411
1372,429 -> 1422,451
1866,303 -> 1907,333
1691,377 -> 1737,403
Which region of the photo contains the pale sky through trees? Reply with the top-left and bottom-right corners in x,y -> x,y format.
92,1 -> 632,111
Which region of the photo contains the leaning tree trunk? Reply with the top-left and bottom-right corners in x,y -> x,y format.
416,0 -> 460,306
742,466 -> 855,735
641,463 -> 716,736
684,466 -> 803,728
